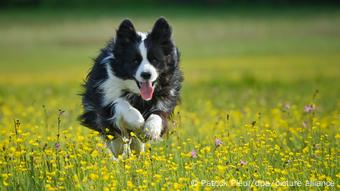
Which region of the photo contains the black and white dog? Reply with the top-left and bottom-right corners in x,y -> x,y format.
79,18 -> 183,158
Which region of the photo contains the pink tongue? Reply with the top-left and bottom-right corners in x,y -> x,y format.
140,81 -> 154,101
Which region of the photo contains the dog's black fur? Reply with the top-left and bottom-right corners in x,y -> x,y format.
79,18 -> 183,140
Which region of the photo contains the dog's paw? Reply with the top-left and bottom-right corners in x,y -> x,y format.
123,107 -> 145,130
115,99 -> 145,130
143,114 -> 163,141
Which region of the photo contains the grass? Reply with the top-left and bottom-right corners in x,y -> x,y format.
0,7 -> 339,190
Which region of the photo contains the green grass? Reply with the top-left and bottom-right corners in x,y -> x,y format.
0,7 -> 339,191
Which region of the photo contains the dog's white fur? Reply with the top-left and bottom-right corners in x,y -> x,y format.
113,98 -> 145,130
144,114 -> 163,141
101,63 -> 139,106
134,41 -> 158,84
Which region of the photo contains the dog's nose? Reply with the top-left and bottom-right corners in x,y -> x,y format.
141,72 -> 151,80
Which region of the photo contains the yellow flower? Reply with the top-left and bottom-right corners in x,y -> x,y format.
89,173 -> 98,180
103,174 -> 109,180
91,150 -> 99,157
154,174 -> 162,182
336,173 -> 340,178
3,180 -> 9,187
125,164 -> 131,170
217,165 -> 226,174
130,132 -> 136,137
173,183 -> 183,190
107,135 -> 114,140
127,180 -> 134,189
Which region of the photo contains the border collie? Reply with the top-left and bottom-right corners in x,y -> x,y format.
79,18 -> 183,158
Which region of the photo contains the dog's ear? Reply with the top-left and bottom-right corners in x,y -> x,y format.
150,17 -> 172,43
116,19 -> 138,44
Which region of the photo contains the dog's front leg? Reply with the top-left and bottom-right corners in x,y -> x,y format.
142,113 -> 167,141
114,98 -> 145,130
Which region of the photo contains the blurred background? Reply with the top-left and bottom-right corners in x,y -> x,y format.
1,0 -> 339,8
0,1 -> 339,111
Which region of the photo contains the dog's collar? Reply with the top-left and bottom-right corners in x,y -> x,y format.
100,53 -> 114,65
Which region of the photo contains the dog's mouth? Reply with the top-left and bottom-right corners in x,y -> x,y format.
136,80 -> 156,101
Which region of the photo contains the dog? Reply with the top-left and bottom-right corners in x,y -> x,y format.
79,18 -> 183,158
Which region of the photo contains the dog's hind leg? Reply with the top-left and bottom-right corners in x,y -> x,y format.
104,136 -> 133,160
104,137 -> 124,159
103,119 -> 134,159
130,137 -> 145,155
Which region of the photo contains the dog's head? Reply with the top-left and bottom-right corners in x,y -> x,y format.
112,18 -> 175,101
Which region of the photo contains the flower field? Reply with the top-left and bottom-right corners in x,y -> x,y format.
0,8 -> 339,190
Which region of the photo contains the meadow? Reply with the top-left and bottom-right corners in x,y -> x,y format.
0,7 -> 339,190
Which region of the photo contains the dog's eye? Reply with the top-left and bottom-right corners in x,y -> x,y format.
151,58 -> 158,63
133,59 -> 139,64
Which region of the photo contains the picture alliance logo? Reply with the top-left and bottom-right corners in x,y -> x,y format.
190,179 -> 335,187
